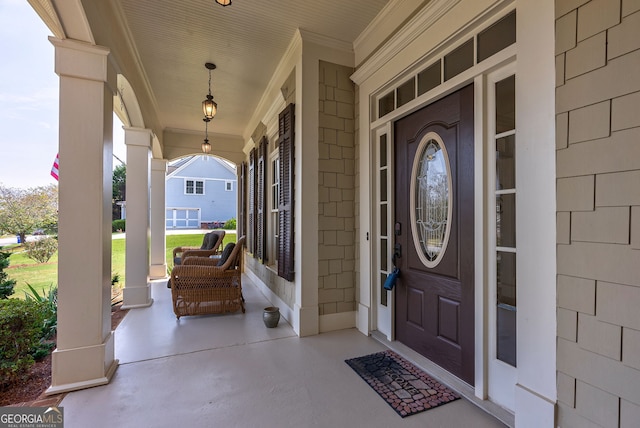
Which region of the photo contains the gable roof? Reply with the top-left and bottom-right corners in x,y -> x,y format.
167,155 -> 237,179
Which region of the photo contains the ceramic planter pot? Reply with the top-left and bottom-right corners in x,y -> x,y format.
263,306 -> 280,328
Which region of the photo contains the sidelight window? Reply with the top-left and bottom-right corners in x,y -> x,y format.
494,74 -> 517,367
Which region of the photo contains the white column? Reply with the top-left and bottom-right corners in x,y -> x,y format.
122,127 -> 153,309
514,1 -> 557,426
47,38 -> 117,395
294,44 -> 320,337
150,159 -> 168,279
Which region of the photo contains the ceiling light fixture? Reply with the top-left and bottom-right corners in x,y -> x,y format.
215,0 -> 232,6
202,118 -> 212,154
202,62 -> 218,120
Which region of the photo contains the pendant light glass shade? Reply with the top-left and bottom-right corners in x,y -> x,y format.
202,138 -> 212,153
202,117 -> 212,154
202,96 -> 217,119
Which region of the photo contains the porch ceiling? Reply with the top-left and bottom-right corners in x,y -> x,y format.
85,0 -> 390,141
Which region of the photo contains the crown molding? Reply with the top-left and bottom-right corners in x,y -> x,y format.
351,0 -> 460,85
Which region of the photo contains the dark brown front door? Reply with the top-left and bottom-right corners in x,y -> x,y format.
394,85 -> 474,385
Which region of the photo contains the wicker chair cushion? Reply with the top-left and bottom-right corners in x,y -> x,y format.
174,232 -> 221,266
217,242 -> 235,266
201,232 -> 218,250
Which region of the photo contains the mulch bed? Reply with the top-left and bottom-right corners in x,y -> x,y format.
0,303 -> 128,407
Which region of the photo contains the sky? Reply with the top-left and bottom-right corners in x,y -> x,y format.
0,0 -> 125,190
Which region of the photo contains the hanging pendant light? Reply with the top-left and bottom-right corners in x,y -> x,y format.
202,63 -> 218,120
215,0 -> 232,6
202,118 -> 212,154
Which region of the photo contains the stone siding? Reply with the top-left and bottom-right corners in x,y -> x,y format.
318,60 -> 356,315
556,1 -> 640,426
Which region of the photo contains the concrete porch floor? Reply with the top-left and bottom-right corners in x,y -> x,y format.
60,275 -> 509,428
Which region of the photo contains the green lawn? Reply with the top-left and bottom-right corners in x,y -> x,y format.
3,232 -> 236,299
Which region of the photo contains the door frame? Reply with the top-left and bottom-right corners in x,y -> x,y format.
360,1 -> 557,422
368,61 -> 518,408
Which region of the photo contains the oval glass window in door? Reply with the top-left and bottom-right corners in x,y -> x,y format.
410,134 -> 453,268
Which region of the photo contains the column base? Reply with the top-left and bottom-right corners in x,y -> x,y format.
46,332 -> 118,395
149,263 -> 168,279
295,304 -> 319,337
514,383 -> 557,428
356,302 -> 371,335
121,284 -> 153,309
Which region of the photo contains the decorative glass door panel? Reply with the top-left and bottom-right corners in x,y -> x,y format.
410,136 -> 452,268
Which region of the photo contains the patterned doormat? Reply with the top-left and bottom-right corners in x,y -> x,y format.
345,350 -> 460,418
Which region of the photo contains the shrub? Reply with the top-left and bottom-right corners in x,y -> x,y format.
24,236 -> 58,263
24,284 -> 57,340
0,299 -> 45,387
111,273 -> 123,306
112,219 -> 126,233
223,217 -> 237,230
0,249 -> 16,299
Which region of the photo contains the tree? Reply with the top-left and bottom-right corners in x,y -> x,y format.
0,185 -> 58,245
0,248 -> 16,299
112,164 -> 126,220
112,164 -> 126,202
24,236 -> 58,263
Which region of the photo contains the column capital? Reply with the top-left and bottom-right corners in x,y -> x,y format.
123,127 -> 153,148
49,37 -> 115,90
151,158 -> 168,173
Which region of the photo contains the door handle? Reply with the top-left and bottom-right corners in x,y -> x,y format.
393,222 -> 402,265
392,243 -> 402,264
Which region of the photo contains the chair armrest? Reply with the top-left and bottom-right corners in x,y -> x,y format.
182,249 -> 220,259
173,246 -> 199,258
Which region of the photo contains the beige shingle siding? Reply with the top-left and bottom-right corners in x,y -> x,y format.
318,60 -> 356,315
556,1 -> 640,426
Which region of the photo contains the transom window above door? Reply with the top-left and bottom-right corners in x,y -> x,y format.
376,10 -> 516,120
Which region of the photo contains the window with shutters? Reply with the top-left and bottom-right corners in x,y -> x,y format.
242,104 -> 294,280
277,103 -> 295,281
238,162 -> 246,238
269,153 -> 280,266
248,150 -> 255,254
255,137 -> 268,262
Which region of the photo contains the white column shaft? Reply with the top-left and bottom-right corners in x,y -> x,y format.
150,159 -> 168,278
122,127 -> 153,308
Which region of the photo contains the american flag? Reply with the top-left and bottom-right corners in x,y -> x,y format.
51,153 -> 59,181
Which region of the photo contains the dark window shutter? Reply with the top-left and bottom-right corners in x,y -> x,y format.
248,149 -> 255,255
238,162 -> 246,238
256,137 -> 267,262
278,103 -> 295,281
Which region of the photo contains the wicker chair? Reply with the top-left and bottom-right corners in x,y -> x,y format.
170,236 -> 245,318
172,230 -> 225,265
